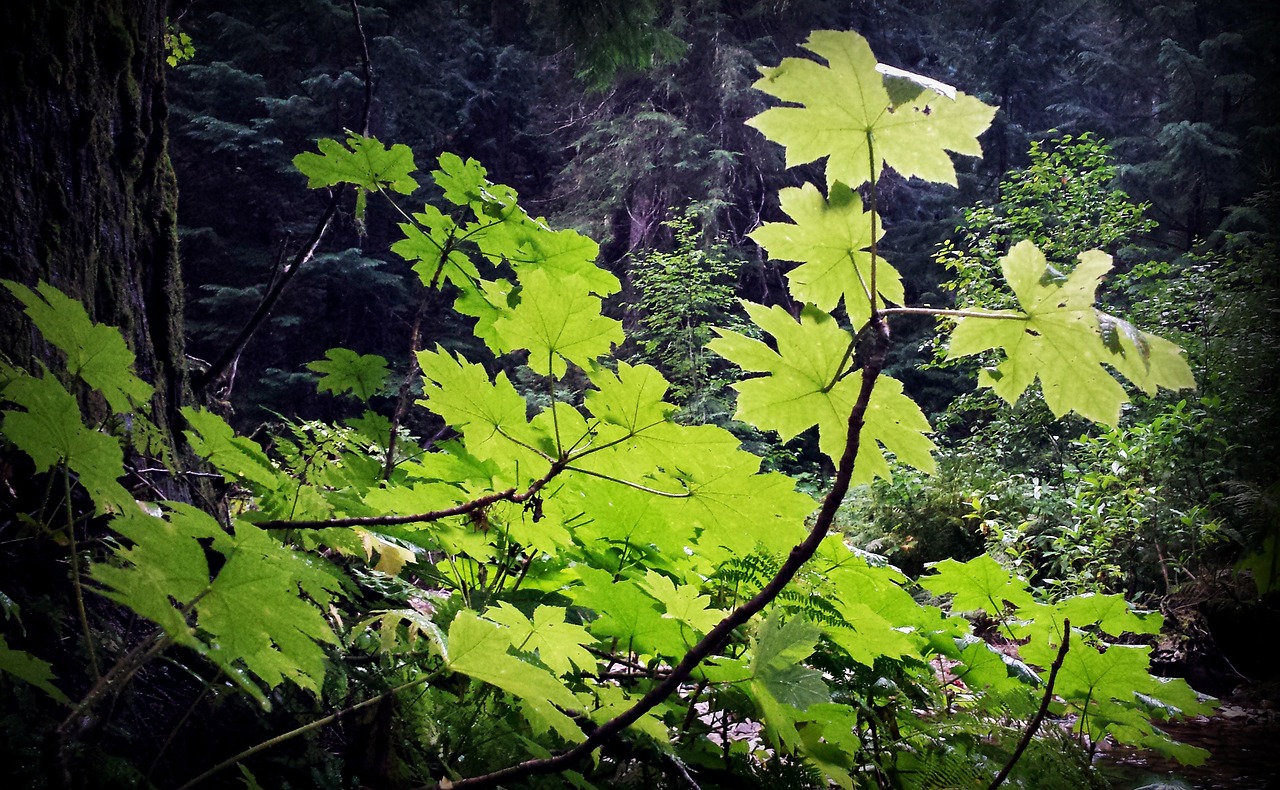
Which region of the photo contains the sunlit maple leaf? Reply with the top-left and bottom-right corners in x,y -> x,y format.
748,182 -> 902,328
306,348 -> 389,402
491,268 -> 624,378
747,30 -> 996,188
293,133 -> 419,194
710,302 -> 934,480
947,241 -> 1195,425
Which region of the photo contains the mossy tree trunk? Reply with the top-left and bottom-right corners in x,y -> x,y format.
0,0 -> 186,434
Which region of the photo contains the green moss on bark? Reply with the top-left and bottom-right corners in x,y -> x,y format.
0,0 -> 188,448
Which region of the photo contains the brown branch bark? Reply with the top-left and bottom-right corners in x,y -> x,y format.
414,317 -> 892,790
987,618 -> 1071,790
256,456 -> 569,530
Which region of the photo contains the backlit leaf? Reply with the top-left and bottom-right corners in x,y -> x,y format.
748,182 -> 902,328
947,242 -> 1194,425
747,30 -> 996,188
293,133 -> 419,194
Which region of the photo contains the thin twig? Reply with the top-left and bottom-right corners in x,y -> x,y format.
174,675 -> 433,790
194,0 -> 376,394
987,619 -> 1071,790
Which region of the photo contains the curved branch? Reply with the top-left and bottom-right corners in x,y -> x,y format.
987,618 -> 1071,790
256,456 -> 569,530
416,317 -> 892,790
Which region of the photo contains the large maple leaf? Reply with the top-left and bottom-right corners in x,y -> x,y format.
709,301 -> 934,481
747,30 -> 996,188
946,241 -> 1195,425
748,182 -> 903,328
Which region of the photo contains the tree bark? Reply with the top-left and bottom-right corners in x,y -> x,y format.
0,0 -> 186,433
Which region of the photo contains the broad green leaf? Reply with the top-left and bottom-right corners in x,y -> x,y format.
490,268 -> 624,378
306,348 -> 389,402
196,517 -> 343,694
921,555 -> 1036,615
751,612 -> 829,746
484,603 -> 596,677
94,505 -> 343,695
823,606 -> 917,667
1099,313 -> 1198,397
506,226 -> 620,298
3,280 -> 153,413
0,637 -> 68,703
796,703 -> 861,790
753,609 -> 821,670
747,30 -> 996,188
2,373 -> 133,513
93,506 -> 218,645
432,151 -> 495,207
570,568 -> 687,656
709,303 -> 856,461
710,302 -> 935,478
1056,593 -> 1163,638
583,361 -> 674,435
444,611 -> 580,711
748,182 -> 902,328
754,661 -> 830,712
638,571 -> 725,634
293,133 -> 419,194
182,407 -> 284,491
415,347 -> 546,472
947,242 -> 1194,425
390,204 -> 481,290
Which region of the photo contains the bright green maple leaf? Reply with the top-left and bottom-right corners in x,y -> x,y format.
570,568 -> 687,656
639,570 -> 725,634
306,348 -> 389,402
747,30 -> 996,188
3,373 -> 133,513
751,612 -> 830,744
484,603 -> 596,677
92,506 -> 218,646
947,242 -> 1195,426
196,518 -> 343,694
583,361 -> 674,435
921,555 -> 1036,615
709,302 -> 857,460
390,204 -> 481,290
293,133 -> 419,195
710,302 -> 934,479
748,182 -> 903,328
182,407 -> 284,491
3,280 -> 153,413
415,347 -> 546,468
0,637 -> 68,703
1057,593 -> 1163,638
95,505 -> 343,697
491,268 -> 623,378
445,611 -> 581,711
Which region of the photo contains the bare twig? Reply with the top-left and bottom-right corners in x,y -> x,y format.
174,675 -> 433,790
194,0 -> 376,394
987,619 -> 1071,790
